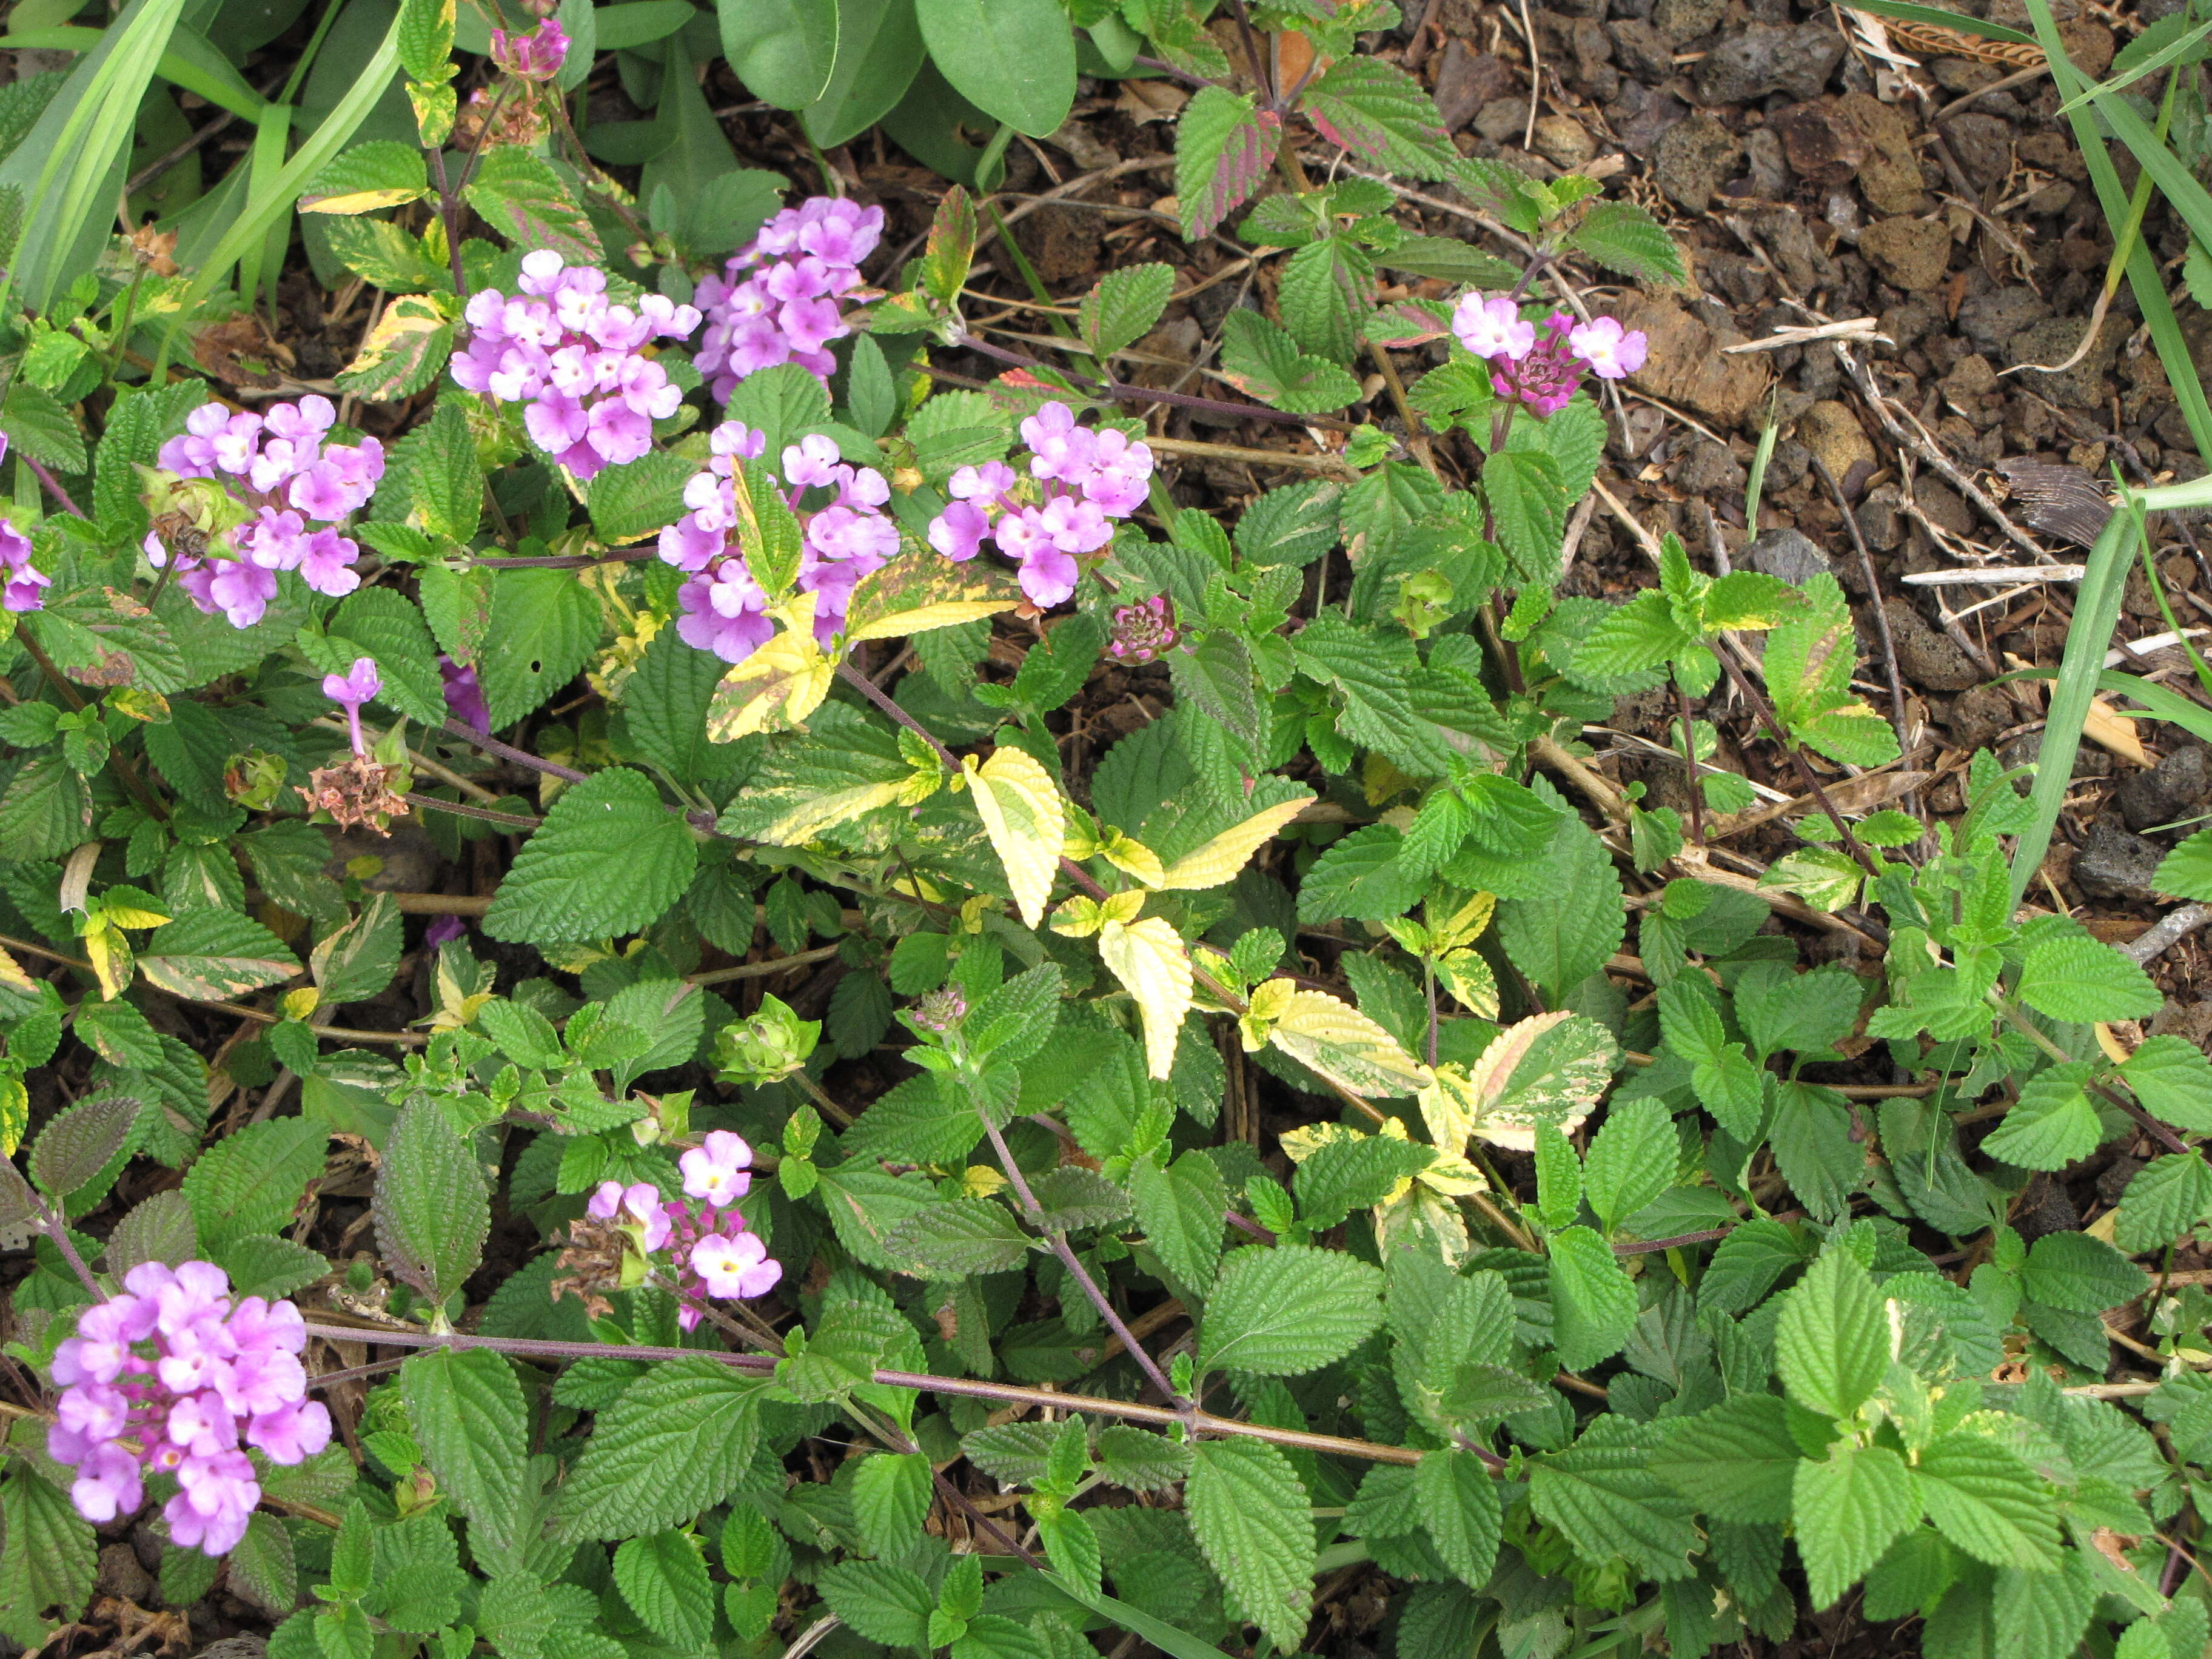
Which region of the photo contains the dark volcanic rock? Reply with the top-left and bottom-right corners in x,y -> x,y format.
1652,113 -> 1743,213
2074,823 -> 2166,900
1692,24 -> 1845,104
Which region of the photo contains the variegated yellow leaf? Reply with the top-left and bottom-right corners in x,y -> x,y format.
0,943 -> 35,996
842,551 -> 1026,642
1264,985 -> 1432,1099
760,781 -> 915,846
964,746 -> 1065,929
706,629 -> 834,741
1237,974 -> 1298,1051
1158,793 -> 1314,890
1428,1010 -> 1617,1153
1099,830 -> 1165,888
1277,1121 -> 1362,1165
0,1074 -> 25,1157
1435,948 -> 1498,1019
300,185 -> 429,214
1428,890 -> 1496,952
82,924 -> 133,1002
1373,1179 -> 1472,1266
1099,914 -> 1192,1079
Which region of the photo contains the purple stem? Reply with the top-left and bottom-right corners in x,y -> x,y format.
17,451 -> 84,519
441,717 -> 588,783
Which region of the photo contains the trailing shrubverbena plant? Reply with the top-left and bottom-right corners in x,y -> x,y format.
4,3 -> 2212,1658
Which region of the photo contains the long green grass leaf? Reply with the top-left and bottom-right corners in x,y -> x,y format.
1838,0 -> 2035,47
2056,15 -> 2212,114
0,24 -> 271,119
1041,1569 -> 1235,1659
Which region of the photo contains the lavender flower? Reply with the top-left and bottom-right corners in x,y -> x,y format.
922,402 -> 1154,608
679,1130 -> 755,1206
449,252 -> 699,482
0,434 -> 48,612
490,18 -> 567,79
657,421 -> 900,663
144,396 -> 384,629
1450,293 -> 1649,418
423,914 -> 468,949
322,656 -> 381,756
440,654 -> 491,734
693,197 -> 884,401
585,1170 -> 782,1327
1108,594 -> 1177,665
49,1261 -> 331,1556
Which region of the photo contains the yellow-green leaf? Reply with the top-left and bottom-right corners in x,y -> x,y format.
1158,793 -> 1313,890
842,551 -> 1025,642
965,746 -> 1065,929
1265,985 -> 1430,1099
1099,914 -> 1192,1079
706,631 -> 834,742
1424,1010 -> 1615,1153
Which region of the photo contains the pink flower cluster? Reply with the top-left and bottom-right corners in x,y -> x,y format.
147,397 -> 384,628
926,403 -> 1151,608
0,435 -> 47,612
450,252 -> 699,481
490,18 -> 567,79
694,197 -> 883,401
588,1131 -> 781,1329
50,1261 -> 331,1557
658,423 -> 899,663
1450,294 -> 1647,417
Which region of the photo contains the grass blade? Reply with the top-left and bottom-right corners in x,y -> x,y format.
2055,15 -> 2212,115
1838,0 -> 2036,47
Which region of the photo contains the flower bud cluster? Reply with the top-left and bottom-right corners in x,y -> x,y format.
50,1262 -> 331,1557
587,1132 -> 781,1329
925,403 -> 1153,608
450,251 -> 699,481
659,423 -> 900,663
1450,293 -> 1648,417
146,397 -> 384,629
694,197 -> 883,401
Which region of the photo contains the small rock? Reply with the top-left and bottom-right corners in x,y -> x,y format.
1768,99 -> 1865,186
1858,215 -> 1952,290
1433,40 -> 1512,132
1741,128 -> 1789,199
1840,92 -> 1926,215
1674,438 -> 1746,496
2057,18 -> 2114,75
1749,527 -> 1832,585
1693,24 -> 1845,105
1882,598 -> 1981,690
1651,0 -> 1722,43
2007,314 -> 2118,411
1608,0 -> 1655,19
1798,400 -> 1875,483
1652,113 -> 1743,213
1533,113 -> 1597,169
99,1541 -> 155,1604
2073,822 -> 2167,900
1917,478 -> 1976,535
1473,97 -> 1527,144
1606,18 -> 1675,82
1942,354 -> 1998,398
1607,79 -> 1687,154
1763,438 -> 1810,496
1945,112 -> 2014,189
1958,285 -> 2050,355
2012,1175 -> 2080,1242
1930,57 -> 2003,93
1858,484 -> 1908,550
1948,682 -> 2016,751
2118,746 -> 2212,831
1610,294 -> 1775,427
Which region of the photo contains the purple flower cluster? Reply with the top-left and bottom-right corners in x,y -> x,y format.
1108,594 -> 1176,665
926,402 -> 1152,608
694,197 -> 883,401
323,656 -> 380,754
147,397 -> 384,628
588,1132 -> 781,1329
0,435 -> 47,612
489,17 -> 567,79
50,1261 -> 331,1557
450,252 -> 699,481
1450,294 -> 1648,417
658,423 -> 899,663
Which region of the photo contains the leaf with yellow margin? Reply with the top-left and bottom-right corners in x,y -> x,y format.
1423,1010 -> 1617,1153
82,924 -> 133,1002
843,552 -> 1025,642
1098,829 -> 1165,888
964,746 -> 1065,928
706,628 -> 834,742
1099,914 -> 1192,1079
1158,792 -> 1314,890
0,942 -> 38,996
1435,948 -> 1498,1019
759,781 -> 917,846
0,1075 -> 25,1157
1262,985 -> 1432,1099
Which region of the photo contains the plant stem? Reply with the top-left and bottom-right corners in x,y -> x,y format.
1675,678 -> 1704,846
1711,636 -> 1880,880
296,1318 -> 1433,1467
19,452 -> 83,518
441,717 -> 589,783
33,1190 -> 102,1299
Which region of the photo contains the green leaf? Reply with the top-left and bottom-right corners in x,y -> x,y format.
310,891 -> 404,1005
1196,1242 -> 1384,1378
1187,1438 -> 1315,1653
1414,1448 -> 1501,1589
2155,826 -> 2212,899
462,146 -> 601,261
1278,237 -> 1371,364
298,136 -> 429,212
1129,1148 -> 1227,1292
2115,1152 -> 2212,1253
1304,56 -> 1454,179
1219,308 -> 1362,414
1916,1433 -> 2060,1572
882,1198 -> 1036,1276
2016,935 -> 2162,1022
2020,1230 -> 2146,1313
1079,263 -> 1175,361
0,750 -> 92,857
850,1452 -> 931,1557
1651,1395 -> 1800,1524
1564,200 -> 1686,286
1527,1418 -> 1699,1581
553,1358 -> 769,1539
478,567 -> 603,728
182,1115 -> 325,1254
483,768 -> 697,945
397,0 -> 453,84
587,449 -> 695,545
1574,590 -> 1687,679
1495,816 -> 1625,999
401,1349 -> 528,1554
1547,1224 -> 1637,1370
31,1091 -> 145,1200
717,0 -> 837,108
1297,824 -> 1424,923
1483,449 -> 1567,583
818,1560 -> 935,1647
1768,573 -> 1899,768
1792,1443 -> 1920,1609
1582,1098 -> 1674,1236
372,1099 -> 488,1304
1173,85 -> 1278,240
1774,1249 -> 1889,1420
135,908 -> 297,1001
1982,1062 -> 2105,1172
613,1530 -> 716,1649
222,1235 -> 330,1302
226,1510 -> 297,1615
2119,1034 -> 2212,1131
915,0 -> 1074,135
1291,1132 -> 1438,1231
0,1463 -> 95,1631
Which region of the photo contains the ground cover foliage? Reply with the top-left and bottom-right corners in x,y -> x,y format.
5,2 -> 2212,1659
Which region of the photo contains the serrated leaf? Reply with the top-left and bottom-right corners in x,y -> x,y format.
463,146 -> 601,262
1264,986 -> 1430,1099
1099,914 -> 1191,1079
1187,1438 -> 1315,1653
1566,200 -> 1687,286
483,768 -> 696,945
1414,1449 -> 1501,1589
843,551 -> 1025,642
882,1198 -> 1036,1275
1158,792 -> 1313,890
965,745 -> 1064,930
1173,87 -> 1279,240
402,1347 -> 528,1553
1080,262 -> 1175,360
2016,935 -> 2162,1023
1547,1225 -> 1638,1370
1582,1097 -> 1675,1236
2119,1034 -> 2212,1131
374,1100 -> 488,1304
2019,1230 -> 2146,1313
1774,1249 -> 1889,1419
1196,1242 -> 1384,1377
705,627 -> 836,740
136,908 -> 299,1000
1916,1433 -> 2060,1572
1219,309 -> 1362,414
1982,1062 -> 2105,1171
182,1116 -> 325,1253
1650,1395 -> 1798,1523
614,1530 -> 716,1648
1793,1443 -> 1919,1609
1130,1150 -> 1227,1291
553,1358 -> 770,1540
850,1452 -> 931,1558
1304,56 -> 1455,179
